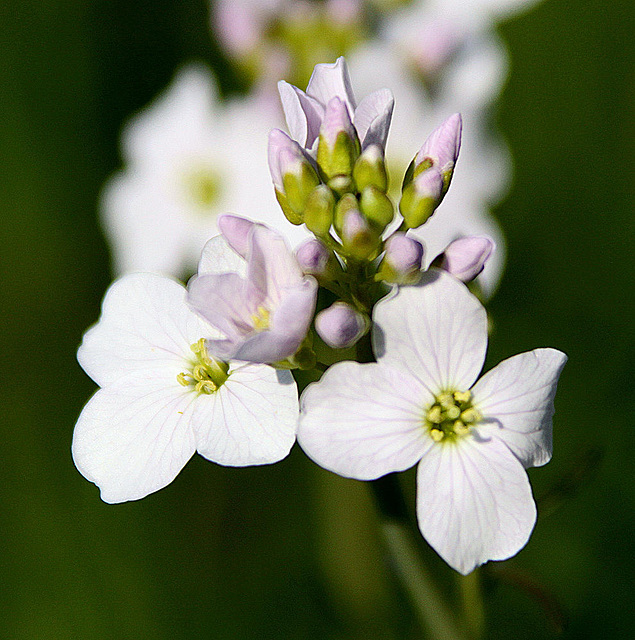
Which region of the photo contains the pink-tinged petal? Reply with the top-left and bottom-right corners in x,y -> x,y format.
320,96 -> 357,147
434,236 -> 494,283
278,81 -> 324,149
187,272 -> 260,340
193,364 -> 298,465
72,372 -> 197,503
306,56 -> 357,113
78,273 -> 210,388
353,88 -> 394,150
218,214 -> 255,260
247,224 -> 304,305
471,348 -> 567,468
299,362 -> 433,479
416,436 -> 537,575
373,269 -> 487,392
415,113 -> 462,171
197,234 -> 247,277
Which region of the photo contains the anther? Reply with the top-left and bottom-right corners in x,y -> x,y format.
445,405 -> 460,420
460,408 -> 481,424
430,429 -> 444,442
427,406 -> 443,423
453,390 -> 471,404
454,421 -> 470,436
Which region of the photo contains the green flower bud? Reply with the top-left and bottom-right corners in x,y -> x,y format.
399,169 -> 444,229
275,189 -> 303,225
353,144 -> 388,192
317,97 -> 361,180
303,185 -> 335,237
359,185 -> 394,232
334,193 -> 359,236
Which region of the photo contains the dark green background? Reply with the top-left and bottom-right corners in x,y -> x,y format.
0,0 -> 633,637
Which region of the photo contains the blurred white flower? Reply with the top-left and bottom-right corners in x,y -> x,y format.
73,272 -> 299,503
101,63 -> 307,276
299,270 -> 566,574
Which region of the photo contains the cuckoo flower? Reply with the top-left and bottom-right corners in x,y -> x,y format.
299,270 -> 566,574
188,216 -> 318,364
73,272 -> 298,503
101,63 -> 307,276
278,56 -> 394,155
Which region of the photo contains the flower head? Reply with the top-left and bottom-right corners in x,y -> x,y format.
187,216 -> 318,364
278,56 -> 394,155
73,273 -> 299,503
298,270 -> 566,574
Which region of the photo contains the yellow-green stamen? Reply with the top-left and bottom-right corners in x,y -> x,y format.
424,389 -> 482,442
177,338 -> 229,395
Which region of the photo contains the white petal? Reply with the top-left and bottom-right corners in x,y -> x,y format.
197,234 -> 247,276
193,365 -> 298,465
373,269 -> 487,392
416,436 -> 537,575
306,56 -> 357,112
471,348 -> 567,468
298,362 -> 433,480
278,81 -> 324,149
78,273 -> 211,387
354,88 -> 394,150
72,372 -> 197,503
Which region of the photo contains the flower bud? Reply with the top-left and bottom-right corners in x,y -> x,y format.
295,238 -> 337,278
268,128 -> 320,221
431,236 -> 494,282
359,185 -> 394,232
315,302 -> 368,349
333,192 -> 359,235
317,97 -> 361,180
303,185 -> 335,237
341,208 -> 381,260
353,144 -> 388,192
399,168 -> 444,229
414,113 -> 462,180
376,233 -> 424,284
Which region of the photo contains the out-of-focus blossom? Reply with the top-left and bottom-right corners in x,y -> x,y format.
299,270 -> 567,574
101,64 -> 307,276
188,217 -> 318,364
73,272 -> 299,503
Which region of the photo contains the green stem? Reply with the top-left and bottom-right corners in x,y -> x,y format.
457,569 -> 485,639
381,518 -> 469,640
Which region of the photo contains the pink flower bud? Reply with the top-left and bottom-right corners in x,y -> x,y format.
320,96 -> 357,148
380,233 -> 424,284
315,302 -> 368,349
432,236 -> 494,283
268,128 -> 310,190
295,239 -> 332,276
415,113 -> 462,173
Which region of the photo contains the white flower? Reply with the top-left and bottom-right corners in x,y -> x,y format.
298,270 -> 566,574
73,272 -> 299,503
101,63 -> 308,276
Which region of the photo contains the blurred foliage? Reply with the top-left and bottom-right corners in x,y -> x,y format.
0,0 -> 633,638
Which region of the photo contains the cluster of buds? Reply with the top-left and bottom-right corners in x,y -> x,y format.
268,58 -> 484,349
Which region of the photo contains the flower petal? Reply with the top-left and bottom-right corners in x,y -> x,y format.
193,364 -> 298,465
78,273 -> 210,387
298,362 -> 433,480
471,348 -> 567,468
278,81 -> 324,149
72,372 -> 196,503
306,56 -> 357,113
372,269 -> 487,392
196,233 -> 247,276
416,435 -> 537,575
353,88 -> 394,150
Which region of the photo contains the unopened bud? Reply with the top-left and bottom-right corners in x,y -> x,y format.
317,97 -> 361,180
315,302 -> 369,349
295,238 -> 338,278
303,185 -> 335,236
399,169 -> 444,229
334,192 -> 359,235
359,185 -> 394,232
412,113 -> 462,196
377,233 -> 424,284
327,175 -> 355,197
341,208 -> 381,260
431,236 -> 494,282
353,144 -> 388,192
268,128 -> 320,218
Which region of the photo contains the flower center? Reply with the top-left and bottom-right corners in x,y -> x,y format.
177,338 -> 229,394
182,163 -> 223,212
424,389 -> 482,443
251,305 -> 271,332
